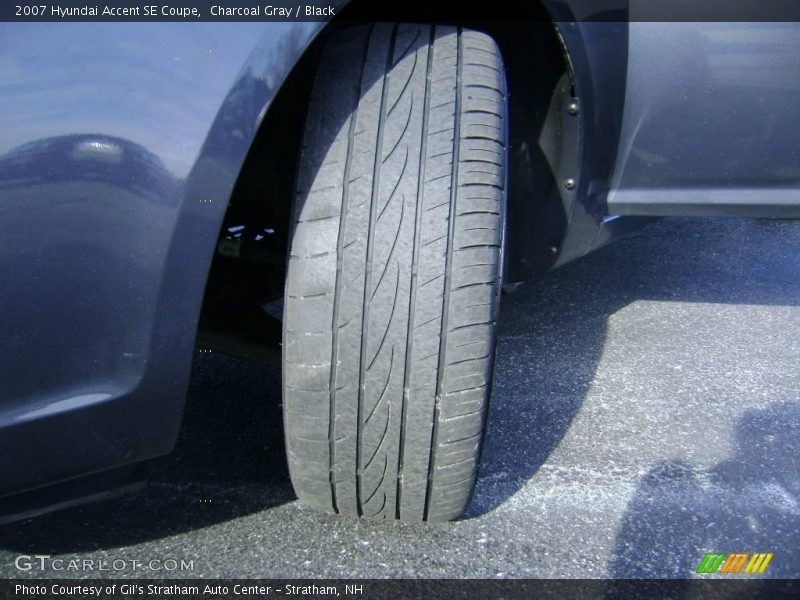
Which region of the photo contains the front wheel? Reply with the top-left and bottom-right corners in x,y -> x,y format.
283,23 -> 507,521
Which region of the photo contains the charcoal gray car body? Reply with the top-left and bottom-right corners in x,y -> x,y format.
1,1 -> 799,521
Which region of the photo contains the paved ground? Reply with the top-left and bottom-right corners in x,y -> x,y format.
1,217 -> 799,579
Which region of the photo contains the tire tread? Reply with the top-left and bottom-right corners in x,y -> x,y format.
284,23 -> 506,521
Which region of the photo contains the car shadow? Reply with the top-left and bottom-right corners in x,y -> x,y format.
467,216 -> 800,517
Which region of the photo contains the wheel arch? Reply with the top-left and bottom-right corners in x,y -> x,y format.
196,0 -> 632,360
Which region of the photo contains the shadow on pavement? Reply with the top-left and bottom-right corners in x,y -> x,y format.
468,217 -> 800,517
609,401 -> 800,580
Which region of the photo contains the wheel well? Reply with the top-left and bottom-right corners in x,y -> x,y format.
197,8 -> 572,362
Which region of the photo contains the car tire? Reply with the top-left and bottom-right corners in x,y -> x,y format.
283,23 -> 507,521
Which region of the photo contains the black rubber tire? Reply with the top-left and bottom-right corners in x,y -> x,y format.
283,23 -> 507,521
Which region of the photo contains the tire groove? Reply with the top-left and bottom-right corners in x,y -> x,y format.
328,24 -> 374,514
377,147 -> 408,222
387,42 -> 418,115
448,352 -> 493,367
371,198 -> 405,300
364,454 -> 389,504
365,346 -> 394,425
443,431 -> 483,445
364,411 -> 391,471
367,264 -> 400,371
397,25 -> 434,520
356,24 -> 398,518
393,28 -> 422,67
424,28 -> 462,522
383,96 -> 414,163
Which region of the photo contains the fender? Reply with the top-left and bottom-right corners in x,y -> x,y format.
0,21 -> 331,497
136,22 -> 334,463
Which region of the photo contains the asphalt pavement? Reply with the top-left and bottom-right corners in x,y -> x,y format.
1,217 -> 799,579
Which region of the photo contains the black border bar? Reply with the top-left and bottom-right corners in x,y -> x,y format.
3,0 -> 800,22
1,579 -> 799,600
